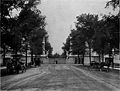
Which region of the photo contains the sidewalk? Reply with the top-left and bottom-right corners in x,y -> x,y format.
0,65 -> 43,77
11,67 -> 43,80
72,64 -> 120,71
1,66 -> 46,85
105,66 -> 120,71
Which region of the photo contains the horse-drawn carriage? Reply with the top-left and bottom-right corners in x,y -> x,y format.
5,54 -> 26,74
90,58 -> 114,72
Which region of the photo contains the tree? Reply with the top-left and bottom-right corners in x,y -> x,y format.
1,16 -> 22,60
70,29 -> 86,64
1,0 -> 41,55
92,30 -> 109,62
62,28 -> 86,64
92,14 -> 119,62
30,27 -> 53,58
61,50 -> 67,58
30,28 -> 46,55
1,0 -> 53,66
106,0 -> 119,9
53,53 -> 60,58
45,41 -> 53,58
18,8 -> 47,66
62,36 -> 71,52
106,0 -> 120,60
75,14 -> 99,64
103,15 -> 119,50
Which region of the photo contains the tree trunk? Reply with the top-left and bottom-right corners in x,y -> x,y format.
26,44 -> 27,67
3,44 -> 6,66
99,54 -> 101,63
89,46 -> 91,64
31,49 -> 33,65
101,52 -> 104,62
109,48 -> 112,58
15,48 -> 18,55
78,51 -> 80,64
75,58 -> 77,64
14,48 -> 18,62
82,53 -> 85,65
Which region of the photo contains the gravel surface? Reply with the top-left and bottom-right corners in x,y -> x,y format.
1,64 -> 120,91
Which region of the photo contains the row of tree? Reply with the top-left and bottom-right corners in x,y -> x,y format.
1,0 -> 53,65
62,0 -> 119,64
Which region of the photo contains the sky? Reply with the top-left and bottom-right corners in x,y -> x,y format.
37,0 -> 118,54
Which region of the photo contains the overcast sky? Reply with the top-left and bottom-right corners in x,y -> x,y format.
37,0 -> 118,54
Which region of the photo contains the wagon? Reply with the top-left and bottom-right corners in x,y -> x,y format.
99,58 -> 114,72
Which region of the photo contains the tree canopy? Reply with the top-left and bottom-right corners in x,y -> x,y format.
1,0 -> 52,57
106,0 -> 119,9
62,12 -> 119,62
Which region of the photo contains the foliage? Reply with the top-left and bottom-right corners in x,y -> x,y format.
62,37 -> 70,52
70,29 -> 86,55
1,0 -> 41,53
106,0 -> 119,9
92,14 -> 119,55
29,26 -> 53,56
45,41 -> 53,57
1,0 -> 52,57
53,53 -> 60,58
60,50 -> 67,58
62,12 -> 119,62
